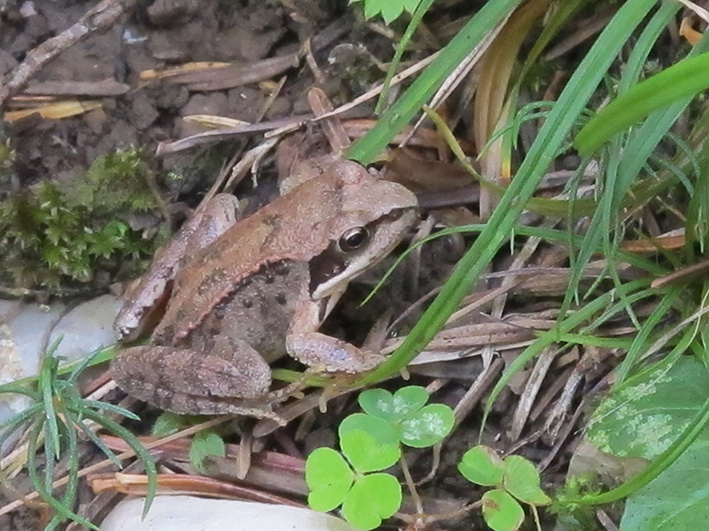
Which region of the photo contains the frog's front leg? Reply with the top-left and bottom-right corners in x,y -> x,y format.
286,299 -> 384,373
110,336 -> 274,416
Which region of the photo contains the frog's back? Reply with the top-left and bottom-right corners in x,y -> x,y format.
183,260 -> 310,363
153,174 -> 341,343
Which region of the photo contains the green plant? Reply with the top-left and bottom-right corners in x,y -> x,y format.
459,446 -> 550,531
0,148 -> 160,290
151,411 -> 228,474
307,386 -> 451,530
307,430 -> 402,530
306,386 -> 547,530
0,341 -> 157,530
189,430 -> 227,474
349,0 -> 424,24
558,356 -> 709,530
67,147 -> 157,216
0,139 -> 15,188
341,385 -> 454,447
339,1 -> 709,525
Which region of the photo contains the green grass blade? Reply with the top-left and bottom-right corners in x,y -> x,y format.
0,381 -> 40,399
0,402 -> 42,434
39,355 -> 61,479
588,3 -> 679,328
347,0 -> 524,164
575,52 -> 709,156
68,347 -> 111,384
550,334 -> 634,350
685,107 -> 709,254
80,399 -> 142,421
617,2 -> 681,94
82,409 -> 158,518
375,0 -> 435,114
563,3 -> 700,319
616,286 -> 683,382
59,413 -> 81,527
26,422 -> 99,530
75,418 -> 124,469
586,286 -> 657,332
0,347 -> 112,396
481,279 -> 650,433
44,414 -> 69,492
357,0 -> 658,386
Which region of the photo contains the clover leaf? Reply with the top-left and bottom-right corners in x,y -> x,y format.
356,386 -> 454,447
306,447 -> 355,512
339,413 -> 399,445
341,429 -> 401,473
306,430 -> 402,530
482,489 -> 525,531
458,445 -> 505,487
359,386 -> 430,422
502,455 -> 551,506
349,0 -> 423,24
459,445 -> 550,531
342,473 -> 402,530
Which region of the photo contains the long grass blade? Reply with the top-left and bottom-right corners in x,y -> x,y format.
575,52 -> 709,156
357,0 -> 658,386
347,0 -> 523,164
26,422 -> 99,530
81,409 -> 158,518
375,0 -> 435,114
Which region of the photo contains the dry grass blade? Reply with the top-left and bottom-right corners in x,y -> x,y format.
4,101 -> 101,122
0,0 -> 137,107
90,472 -> 302,506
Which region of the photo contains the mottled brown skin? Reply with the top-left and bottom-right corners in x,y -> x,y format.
114,193 -> 241,341
111,260 -> 308,417
111,160 -> 418,418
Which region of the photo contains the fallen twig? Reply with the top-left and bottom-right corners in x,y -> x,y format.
0,0 -> 137,109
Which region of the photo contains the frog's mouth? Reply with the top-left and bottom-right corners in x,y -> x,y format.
309,208 -> 418,300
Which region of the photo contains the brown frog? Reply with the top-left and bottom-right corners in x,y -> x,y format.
111,159 -> 418,419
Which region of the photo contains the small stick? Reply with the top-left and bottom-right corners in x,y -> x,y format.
0,0 -> 137,109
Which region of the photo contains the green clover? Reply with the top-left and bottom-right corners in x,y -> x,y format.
306,430 -> 402,530
357,386 -> 454,447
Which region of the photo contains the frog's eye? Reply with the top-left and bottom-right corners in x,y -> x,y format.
339,227 -> 369,252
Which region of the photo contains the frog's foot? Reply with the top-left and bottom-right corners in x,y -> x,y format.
262,375 -> 309,405
314,371 -> 366,412
287,298 -> 387,373
162,393 -> 287,426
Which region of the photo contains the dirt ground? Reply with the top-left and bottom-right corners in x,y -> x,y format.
0,0 -> 377,191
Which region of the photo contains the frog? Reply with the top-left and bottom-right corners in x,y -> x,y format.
110,159 -> 418,419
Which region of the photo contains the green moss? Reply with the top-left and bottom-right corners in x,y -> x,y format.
0,140 -> 15,171
66,147 -> 158,215
0,148 -> 162,291
0,140 -> 16,191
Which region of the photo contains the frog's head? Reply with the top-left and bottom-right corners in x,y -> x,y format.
310,160 -> 418,299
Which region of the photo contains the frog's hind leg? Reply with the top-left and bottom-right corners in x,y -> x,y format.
110,338 -> 273,416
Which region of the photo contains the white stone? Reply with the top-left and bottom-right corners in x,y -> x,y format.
0,295 -> 122,428
100,496 -> 357,531
49,294 -> 123,362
